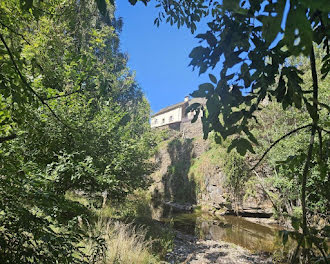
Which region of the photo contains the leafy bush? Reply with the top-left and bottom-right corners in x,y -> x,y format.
0,0 -> 155,262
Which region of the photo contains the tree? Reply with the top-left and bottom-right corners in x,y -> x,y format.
129,0 -> 329,262
0,0 -> 153,262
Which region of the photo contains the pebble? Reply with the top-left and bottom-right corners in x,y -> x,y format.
165,231 -> 273,264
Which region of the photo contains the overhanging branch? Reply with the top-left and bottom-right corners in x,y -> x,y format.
43,89 -> 82,101
0,134 -> 17,143
319,127 -> 330,134
250,124 -> 313,171
0,20 -> 31,45
0,33 -> 69,129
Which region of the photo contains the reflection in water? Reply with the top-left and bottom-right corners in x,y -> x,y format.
197,215 -> 280,253
152,203 -> 293,254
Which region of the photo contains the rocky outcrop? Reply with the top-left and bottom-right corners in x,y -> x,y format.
151,134 -> 208,204
200,171 -> 273,218
163,201 -> 194,212
150,125 -> 274,220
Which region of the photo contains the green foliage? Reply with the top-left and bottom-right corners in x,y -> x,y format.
137,1 -> 329,261
91,190 -> 175,260
186,134 -> 253,205
83,218 -> 159,264
187,137 -> 223,188
223,150 -> 250,201
0,0 -> 154,262
141,0 -> 329,154
248,55 -> 330,261
252,54 -> 330,218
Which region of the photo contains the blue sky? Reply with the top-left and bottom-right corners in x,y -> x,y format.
115,1 -> 289,113
115,1 -> 212,114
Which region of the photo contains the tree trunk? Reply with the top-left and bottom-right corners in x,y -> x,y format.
301,45 -> 319,235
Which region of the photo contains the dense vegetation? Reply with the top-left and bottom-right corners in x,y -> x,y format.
254,54 -> 329,220
129,0 -> 329,262
0,0 -> 156,262
1,0 -> 329,263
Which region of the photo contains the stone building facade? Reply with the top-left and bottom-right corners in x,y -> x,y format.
151,96 -> 206,135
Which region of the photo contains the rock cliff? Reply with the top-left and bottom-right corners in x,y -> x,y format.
150,122 -> 274,219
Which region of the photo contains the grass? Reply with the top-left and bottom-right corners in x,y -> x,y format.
103,191 -> 175,259
188,142 -> 225,191
66,190 -> 175,263
104,221 -> 157,264
84,218 -> 159,264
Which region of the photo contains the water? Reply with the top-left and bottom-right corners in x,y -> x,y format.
165,212 -> 284,253
151,203 -> 290,254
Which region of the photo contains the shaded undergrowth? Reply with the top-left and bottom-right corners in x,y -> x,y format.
67,190 -> 175,263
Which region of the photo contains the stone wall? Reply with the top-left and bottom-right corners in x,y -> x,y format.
181,118 -> 203,139
180,97 -> 206,138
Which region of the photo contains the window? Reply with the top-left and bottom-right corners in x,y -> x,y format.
169,116 -> 173,121
154,119 -> 157,124
162,118 -> 165,123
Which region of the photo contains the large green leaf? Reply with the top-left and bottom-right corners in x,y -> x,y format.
227,137 -> 255,155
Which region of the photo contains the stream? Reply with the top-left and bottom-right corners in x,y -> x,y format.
162,212 -> 283,253
151,203 -> 292,256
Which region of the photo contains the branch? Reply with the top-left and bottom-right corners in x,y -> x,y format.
0,20 -> 31,45
319,127 -> 330,134
43,89 -> 82,101
319,102 -> 330,112
291,236 -> 303,263
301,45 -> 319,240
0,133 -> 17,143
250,124 -> 313,171
301,125 -> 316,237
0,33 -> 69,129
252,170 -> 279,212
315,243 -> 329,264
317,127 -> 323,161
302,90 -> 313,94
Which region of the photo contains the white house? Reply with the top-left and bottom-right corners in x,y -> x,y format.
151,96 -> 204,129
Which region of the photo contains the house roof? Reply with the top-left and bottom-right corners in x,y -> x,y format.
151,101 -> 186,117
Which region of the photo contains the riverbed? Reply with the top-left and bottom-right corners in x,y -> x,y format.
152,203 -> 295,263
161,212 -> 284,253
